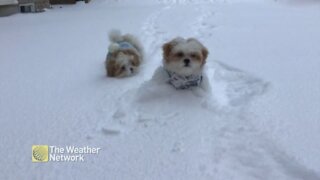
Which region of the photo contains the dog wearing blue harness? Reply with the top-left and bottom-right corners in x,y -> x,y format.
105,30 -> 143,77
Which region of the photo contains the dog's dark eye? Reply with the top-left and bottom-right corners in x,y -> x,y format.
191,53 -> 201,60
176,52 -> 184,57
121,66 -> 126,71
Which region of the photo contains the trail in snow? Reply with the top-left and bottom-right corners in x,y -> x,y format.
105,60 -> 319,179
140,5 -> 173,78
141,5 -> 171,58
84,1 -> 320,179
85,4 -> 173,139
191,5 -> 216,39
1,0 -> 319,179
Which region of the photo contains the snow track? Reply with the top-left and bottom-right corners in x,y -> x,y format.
91,2 -> 320,179
191,5 -> 216,39
140,5 -> 172,77
102,60 -> 320,179
83,1 -> 320,179
1,0 -> 320,179
141,5 -> 171,57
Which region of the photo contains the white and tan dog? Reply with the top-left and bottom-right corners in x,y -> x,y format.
105,30 -> 144,77
151,37 -> 210,90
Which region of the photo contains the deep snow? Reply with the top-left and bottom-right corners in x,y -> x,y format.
0,0 -> 320,179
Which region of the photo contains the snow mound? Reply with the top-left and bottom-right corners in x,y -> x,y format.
91,61 -> 319,180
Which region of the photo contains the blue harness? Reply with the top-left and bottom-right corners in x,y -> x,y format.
117,41 -> 135,50
107,41 -> 136,59
167,70 -> 203,89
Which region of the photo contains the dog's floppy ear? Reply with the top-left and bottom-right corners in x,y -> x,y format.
106,59 -> 116,77
130,53 -> 140,66
162,42 -> 173,61
187,38 -> 209,63
202,46 -> 209,61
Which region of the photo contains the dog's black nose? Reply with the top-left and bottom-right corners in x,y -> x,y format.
184,59 -> 190,65
130,67 -> 134,72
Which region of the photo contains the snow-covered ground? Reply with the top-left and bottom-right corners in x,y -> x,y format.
0,0 -> 320,179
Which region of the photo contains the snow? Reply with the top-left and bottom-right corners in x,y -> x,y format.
0,0 -> 320,179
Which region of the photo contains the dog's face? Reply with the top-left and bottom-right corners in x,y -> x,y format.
162,37 -> 208,76
107,50 -> 140,77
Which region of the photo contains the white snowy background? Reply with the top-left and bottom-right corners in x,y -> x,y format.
0,0 -> 320,179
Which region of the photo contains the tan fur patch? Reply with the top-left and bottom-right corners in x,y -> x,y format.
106,58 -> 118,77
162,42 -> 173,63
201,47 -> 209,66
131,54 -> 140,66
105,49 -> 141,77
